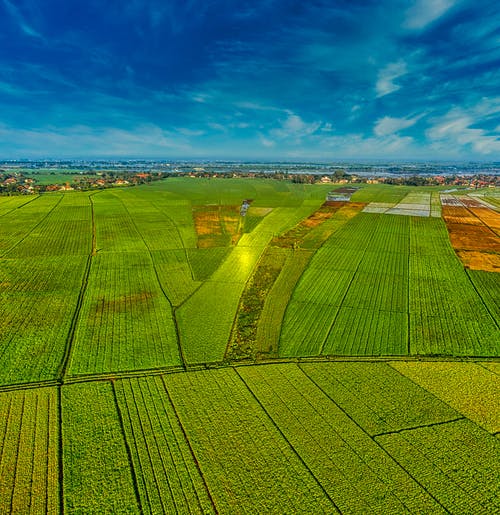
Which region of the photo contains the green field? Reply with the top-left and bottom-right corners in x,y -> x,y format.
0,178 -> 498,512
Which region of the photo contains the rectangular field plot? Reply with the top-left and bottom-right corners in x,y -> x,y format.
391,362 -> 500,434
0,195 -> 61,255
0,388 -> 59,515
323,307 -> 407,355
114,377 -> 215,514
237,364 -> 443,513
375,419 -> 500,513
0,256 -> 87,384
300,362 -> 459,435
164,368 -> 335,513
92,193 -> 148,253
280,214 -> 410,357
5,194 -> 92,258
114,194 -> 186,250
69,251 -> 180,375
62,382 -> 140,513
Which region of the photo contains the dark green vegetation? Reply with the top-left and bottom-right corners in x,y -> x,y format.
0,178 -> 498,513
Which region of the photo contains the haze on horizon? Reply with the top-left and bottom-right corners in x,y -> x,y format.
0,0 -> 499,161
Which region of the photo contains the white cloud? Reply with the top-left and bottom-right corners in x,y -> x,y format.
426,101 -> 500,155
374,115 -> 420,137
0,124 -> 191,157
177,127 -> 204,137
404,0 -> 457,30
376,61 -> 407,97
271,112 -> 321,140
259,134 -> 275,147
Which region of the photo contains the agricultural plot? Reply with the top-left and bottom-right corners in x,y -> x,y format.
0,195 -> 61,255
115,193 -> 186,251
385,191 -> 433,217
375,419 -> 500,513
62,382 -> 139,513
178,204 -> 324,364
409,217 -> 498,355
238,364 -> 445,513
69,251 -> 180,375
441,194 -> 500,272
228,201 -> 365,360
280,214 -> 410,356
164,368 -> 335,513
466,269 -> 500,322
5,194 -> 92,258
0,388 -> 59,514
193,204 -> 242,247
391,362 -> 500,434
186,247 -> 231,281
300,362 -> 460,435
0,195 -> 39,217
0,256 -> 87,384
114,377 -> 215,514
92,192 -> 148,253
154,200 -> 198,249
0,180 -> 499,513
151,249 -> 200,307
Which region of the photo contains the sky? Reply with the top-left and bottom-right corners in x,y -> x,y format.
0,0 -> 499,161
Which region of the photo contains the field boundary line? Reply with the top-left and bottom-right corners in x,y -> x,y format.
0,194 -> 40,218
462,200 -> 500,237
110,381 -> 144,513
298,363 -> 449,513
57,193 -> 96,381
57,387 -> 65,515
1,194 -> 64,258
118,196 -> 187,369
0,356 -> 499,392
464,269 -> 500,331
159,376 -> 219,514
234,367 -> 341,513
371,417 -> 466,438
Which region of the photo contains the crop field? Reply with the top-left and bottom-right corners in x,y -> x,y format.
0,178 -> 498,512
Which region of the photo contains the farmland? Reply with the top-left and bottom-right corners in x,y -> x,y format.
0,178 -> 498,512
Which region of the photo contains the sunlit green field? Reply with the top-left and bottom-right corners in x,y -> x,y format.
0,178 -> 498,513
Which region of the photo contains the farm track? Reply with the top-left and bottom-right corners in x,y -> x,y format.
0,355 -> 497,393
0,194 -> 63,258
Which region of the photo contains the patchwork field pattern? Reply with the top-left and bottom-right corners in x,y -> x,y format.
0,362 -> 497,513
441,194 -> 500,272
0,179 -> 498,512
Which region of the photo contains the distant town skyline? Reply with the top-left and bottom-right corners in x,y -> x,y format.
0,0 -> 499,160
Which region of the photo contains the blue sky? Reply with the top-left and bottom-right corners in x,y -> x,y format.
0,0 -> 499,160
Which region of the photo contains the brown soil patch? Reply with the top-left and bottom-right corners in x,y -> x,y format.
95,291 -> 155,314
468,207 -> 500,235
442,205 -> 500,272
193,205 -> 241,248
442,206 -> 482,225
457,251 -> 500,272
